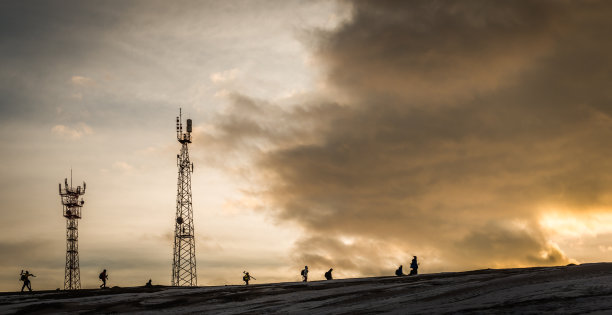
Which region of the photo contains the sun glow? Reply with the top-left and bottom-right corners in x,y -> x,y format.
539,209 -> 612,239
339,236 -> 355,246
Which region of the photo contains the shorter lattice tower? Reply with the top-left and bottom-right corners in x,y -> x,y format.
58,172 -> 86,290
172,109 -> 197,286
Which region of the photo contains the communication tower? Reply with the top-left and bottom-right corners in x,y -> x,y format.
172,108 -> 197,286
58,172 -> 86,290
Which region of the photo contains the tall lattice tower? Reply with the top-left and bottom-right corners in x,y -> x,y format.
58,173 -> 86,290
172,109 -> 197,286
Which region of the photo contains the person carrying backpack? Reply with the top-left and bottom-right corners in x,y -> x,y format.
301,266 -> 309,282
20,270 -> 35,292
410,256 -> 419,276
324,268 -> 333,280
243,271 -> 255,285
395,265 -> 405,276
99,269 -> 108,288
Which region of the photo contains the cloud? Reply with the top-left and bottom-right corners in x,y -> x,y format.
112,161 -> 133,172
70,75 -> 95,86
451,221 -> 574,269
313,0 -> 569,105
51,123 -> 93,140
210,69 -> 239,84
198,0 -> 612,275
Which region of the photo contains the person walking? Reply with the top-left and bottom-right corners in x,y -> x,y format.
324,268 -> 333,280
20,270 -> 35,292
301,266 -> 309,282
243,271 -> 256,285
410,256 -> 419,276
99,269 -> 108,288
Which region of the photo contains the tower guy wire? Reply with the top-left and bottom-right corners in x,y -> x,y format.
172,108 -> 197,286
58,173 -> 86,290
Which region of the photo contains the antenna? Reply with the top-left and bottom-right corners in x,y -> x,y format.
180,108 -> 183,137
176,116 -> 180,140
176,107 -> 192,144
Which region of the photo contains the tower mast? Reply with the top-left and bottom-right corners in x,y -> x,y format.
58,174 -> 86,290
172,108 -> 197,286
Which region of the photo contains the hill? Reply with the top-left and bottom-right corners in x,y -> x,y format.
2,263 -> 612,314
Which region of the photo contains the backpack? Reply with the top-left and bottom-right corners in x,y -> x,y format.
243,274 -> 249,281
301,269 -> 305,276
99,272 -> 104,280
20,274 -> 26,281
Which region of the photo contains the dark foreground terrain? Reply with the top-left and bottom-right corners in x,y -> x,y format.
2,263 -> 612,314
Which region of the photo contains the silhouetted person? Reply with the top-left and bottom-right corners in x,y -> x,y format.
145,279 -> 152,287
20,270 -> 35,292
395,265 -> 405,276
99,269 -> 108,288
243,271 -> 255,285
301,266 -> 309,282
410,256 -> 418,276
324,268 -> 333,280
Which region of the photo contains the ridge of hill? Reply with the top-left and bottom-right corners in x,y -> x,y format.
2,263 -> 612,314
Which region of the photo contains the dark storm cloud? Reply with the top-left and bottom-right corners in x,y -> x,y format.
453,222 -> 569,267
204,0 -> 612,274
315,0 -> 566,104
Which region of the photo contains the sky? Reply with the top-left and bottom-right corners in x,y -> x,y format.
2,0 -> 612,291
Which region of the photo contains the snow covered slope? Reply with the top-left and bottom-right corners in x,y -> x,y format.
2,263 -> 612,314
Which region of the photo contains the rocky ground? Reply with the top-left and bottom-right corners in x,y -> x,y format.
2,263 -> 612,314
